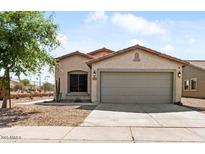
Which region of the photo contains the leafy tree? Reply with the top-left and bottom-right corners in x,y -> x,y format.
20,79 -> 30,87
0,11 -> 60,108
42,82 -> 54,92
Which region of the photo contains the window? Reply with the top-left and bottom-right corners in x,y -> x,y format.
184,80 -> 189,91
190,78 -> 197,91
70,74 -> 87,92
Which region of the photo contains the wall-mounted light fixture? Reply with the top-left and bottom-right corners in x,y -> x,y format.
92,70 -> 97,80
178,71 -> 181,78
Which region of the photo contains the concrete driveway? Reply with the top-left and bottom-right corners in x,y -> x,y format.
81,103 -> 205,127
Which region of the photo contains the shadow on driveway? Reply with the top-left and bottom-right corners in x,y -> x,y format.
92,103 -> 194,113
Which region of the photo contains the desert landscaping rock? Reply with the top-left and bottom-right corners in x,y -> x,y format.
0,105 -> 95,126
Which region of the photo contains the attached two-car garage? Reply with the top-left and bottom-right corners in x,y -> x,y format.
88,45 -> 187,104
100,72 -> 173,104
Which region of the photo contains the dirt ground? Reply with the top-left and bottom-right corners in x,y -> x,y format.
0,104 -> 96,127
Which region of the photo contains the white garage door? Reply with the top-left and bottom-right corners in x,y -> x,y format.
100,72 -> 173,103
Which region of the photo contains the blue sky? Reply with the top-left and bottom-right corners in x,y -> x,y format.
11,12 -> 205,83
52,11 -> 205,61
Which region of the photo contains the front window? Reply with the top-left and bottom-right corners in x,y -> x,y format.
184,80 -> 189,91
190,78 -> 197,91
70,74 -> 87,92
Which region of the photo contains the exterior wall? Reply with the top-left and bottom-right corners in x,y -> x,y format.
89,51 -> 112,58
91,49 -> 183,103
55,55 -> 91,99
182,65 -> 205,98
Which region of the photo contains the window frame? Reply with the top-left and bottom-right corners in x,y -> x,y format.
183,79 -> 190,91
190,78 -> 197,91
68,71 -> 88,93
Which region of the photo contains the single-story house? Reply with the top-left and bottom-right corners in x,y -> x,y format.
182,60 -> 205,98
55,44 -> 188,104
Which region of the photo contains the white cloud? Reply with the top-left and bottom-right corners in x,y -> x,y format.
162,44 -> 174,54
188,38 -> 196,44
111,13 -> 166,35
129,39 -> 144,46
85,11 -> 108,23
57,33 -> 69,48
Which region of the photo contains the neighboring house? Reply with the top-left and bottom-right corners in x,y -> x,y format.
55,44 -> 188,104
182,60 -> 205,98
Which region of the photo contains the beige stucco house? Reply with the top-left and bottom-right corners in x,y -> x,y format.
182,60 -> 205,98
55,44 -> 188,104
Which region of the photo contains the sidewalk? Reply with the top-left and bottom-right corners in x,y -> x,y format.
17,98 -> 53,105
0,98 -> 53,106
1,126 -> 205,143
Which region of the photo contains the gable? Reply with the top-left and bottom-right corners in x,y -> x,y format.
92,49 -> 182,69
56,51 -> 93,61
87,45 -> 188,66
58,54 -> 90,67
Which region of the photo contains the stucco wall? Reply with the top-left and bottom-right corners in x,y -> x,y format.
91,49 -> 183,103
55,55 -> 91,99
182,65 -> 205,98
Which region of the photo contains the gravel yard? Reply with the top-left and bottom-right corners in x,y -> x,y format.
182,97 -> 205,113
0,104 -> 96,127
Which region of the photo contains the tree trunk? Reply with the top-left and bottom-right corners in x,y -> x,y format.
1,68 -> 10,108
8,73 -> 11,109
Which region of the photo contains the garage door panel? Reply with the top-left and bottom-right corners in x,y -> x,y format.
102,96 -> 172,104
101,80 -> 172,88
101,87 -> 172,96
101,72 -> 173,104
101,72 -> 172,80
